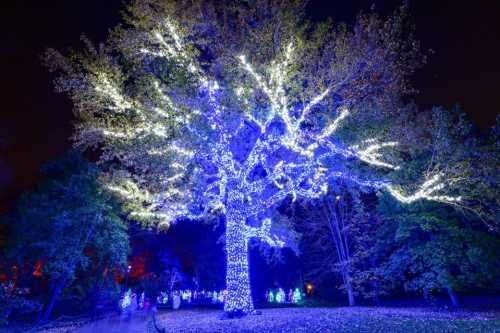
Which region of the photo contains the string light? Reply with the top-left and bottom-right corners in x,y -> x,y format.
75,16 -> 462,315
386,173 -> 462,204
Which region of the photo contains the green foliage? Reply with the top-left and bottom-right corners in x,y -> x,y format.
65,268 -> 122,311
391,106 -> 499,230
376,191 -> 500,296
298,106 -> 499,301
7,151 -> 129,315
371,106 -> 500,296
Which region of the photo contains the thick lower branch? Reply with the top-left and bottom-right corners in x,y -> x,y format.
245,218 -> 285,248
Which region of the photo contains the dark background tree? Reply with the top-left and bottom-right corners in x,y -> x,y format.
6,152 -> 129,321
375,194 -> 500,307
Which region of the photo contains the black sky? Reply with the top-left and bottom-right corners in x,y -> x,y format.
1,0 -> 499,209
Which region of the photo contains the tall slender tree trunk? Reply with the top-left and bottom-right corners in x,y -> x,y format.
42,278 -> 64,322
224,212 -> 254,314
372,279 -> 381,306
325,202 -> 356,307
446,286 -> 459,307
423,287 -> 430,301
344,270 -> 355,306
40,215 -> 93,321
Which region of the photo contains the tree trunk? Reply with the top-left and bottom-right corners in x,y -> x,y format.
42,279 -> 64,322
423,287 -> 430,301
446,286 -> 459,307
343,270 -> 355,306
346,280 -> 355,306
372,279 -> 381,306
326,202 -> 355,307
224,213 -> 254,314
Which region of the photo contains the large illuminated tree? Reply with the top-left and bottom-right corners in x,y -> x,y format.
46,1 -> 465,314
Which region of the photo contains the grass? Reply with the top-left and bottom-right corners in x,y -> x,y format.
27,306 -> 500,333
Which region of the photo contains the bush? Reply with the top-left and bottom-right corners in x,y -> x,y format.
0,288 -> 41,326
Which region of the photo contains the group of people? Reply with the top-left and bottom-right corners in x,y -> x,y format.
265,288 -> 303,304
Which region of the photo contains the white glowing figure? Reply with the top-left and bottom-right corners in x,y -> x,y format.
268,291 -> 275,303
275,288 -> 285,303
139,292 -> 145,309
56,11 -> 463,316
293,288 -> 302,303
120,289 -> 132,309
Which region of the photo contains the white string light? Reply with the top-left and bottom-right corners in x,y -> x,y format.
79,19 -> 462,315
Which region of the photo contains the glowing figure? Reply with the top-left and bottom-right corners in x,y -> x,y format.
139,292 -> 145,309
120,289 -> 132,309
218,291 -> 224,303
293,288 -> 302,303
157,291 -> 169,305
181,290 -> 192,303
212,291 -> 219,304
172,292 -> 181,310
276,288 -> 285,303
268,291 -> 275,303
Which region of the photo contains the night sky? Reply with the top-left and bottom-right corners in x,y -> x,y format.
1,0 -> 499,209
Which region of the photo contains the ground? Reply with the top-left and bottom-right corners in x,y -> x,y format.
28,307 -> 500,333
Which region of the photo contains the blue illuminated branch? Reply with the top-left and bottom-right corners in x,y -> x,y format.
81,19 -> 463,315
245,218 -> 285,248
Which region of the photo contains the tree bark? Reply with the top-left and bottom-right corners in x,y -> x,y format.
41,279 -> 64,322
224,212 -> 254,314
446,286 -> 459,307
325,202 -> 356,306
344,271 -> 355,306
423,287 -> 430,301
372,279 -> 381,306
